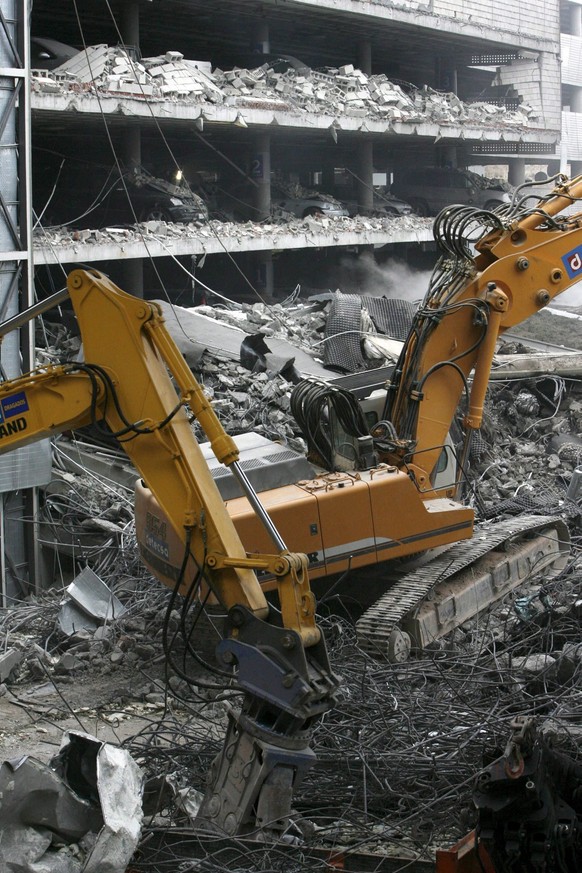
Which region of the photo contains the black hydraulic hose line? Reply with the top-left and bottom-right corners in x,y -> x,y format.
162,529 -> 239,689
78,363 -> 183,438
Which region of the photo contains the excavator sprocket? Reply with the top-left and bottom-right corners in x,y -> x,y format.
356,515 -> 570,661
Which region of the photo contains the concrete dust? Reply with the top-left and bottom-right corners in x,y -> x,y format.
332,251 -> 431,301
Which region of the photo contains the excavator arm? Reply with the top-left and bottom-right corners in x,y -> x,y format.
386,174 -> 582,484
0,267 -> 337,836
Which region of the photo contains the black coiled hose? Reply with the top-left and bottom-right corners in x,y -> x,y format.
291,379 -> 369,469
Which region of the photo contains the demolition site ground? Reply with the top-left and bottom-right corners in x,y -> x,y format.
0,299 -> 581,872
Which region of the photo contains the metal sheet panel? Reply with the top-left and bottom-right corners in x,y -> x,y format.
563,110 -> 582,161
0,440 -> 51,492
561,34 -> 582,86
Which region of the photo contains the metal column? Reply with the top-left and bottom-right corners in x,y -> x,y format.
356,139 -> 374,214
0,0 -> 51,602
119,5 -> 144,297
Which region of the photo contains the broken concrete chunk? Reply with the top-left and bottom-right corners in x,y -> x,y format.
0,647 -> 23,682
56,652 -> 85,674
512,654 -> 556,675
32,42 -> 538,132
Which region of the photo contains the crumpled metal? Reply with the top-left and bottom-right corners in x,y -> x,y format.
0,731 -> 143,873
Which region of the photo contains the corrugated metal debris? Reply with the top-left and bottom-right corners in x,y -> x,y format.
58,568 -> 127,636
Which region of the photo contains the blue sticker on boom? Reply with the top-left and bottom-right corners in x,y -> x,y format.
562,244 -> 582,279
1,391 -> 29,420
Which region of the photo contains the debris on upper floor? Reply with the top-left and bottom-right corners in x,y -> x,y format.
30,45 -> 539,131
32,210 -> 433,252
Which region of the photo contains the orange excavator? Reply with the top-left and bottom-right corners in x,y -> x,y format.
137,174 -> 580,661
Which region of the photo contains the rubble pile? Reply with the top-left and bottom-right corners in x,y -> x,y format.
146,294 -> 335,451
474,373 -> 582,518
219,61 -> 537,128
36,296 -> 582,494
30,45 -> 538,131
0,303 -> 581,870
33,209 -> 431,248
196,356 -> 300,445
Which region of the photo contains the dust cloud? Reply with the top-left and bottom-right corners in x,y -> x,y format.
332,252 -> 431,303
333,253 -> 582,311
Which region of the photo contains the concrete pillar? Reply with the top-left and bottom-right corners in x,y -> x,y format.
119,7 -> 142,300
547,160 -> 561,177
571,4 -> 582,36
358,40 -> 372,75
252,20 -> 270,54
442,145 -> 458,168
123,125 -> 141,169
571,88 -> 582,113
121,0 -> 140,50
508,159 -> 526,187
356,139 -> 374,213
437,59 -> 457,94
119,259 -> 144,298
255,251 -> 274,298
322,164 -> 335,193
119,125 -> 143,296
252,132 -> 271,222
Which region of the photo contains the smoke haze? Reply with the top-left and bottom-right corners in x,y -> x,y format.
332,253 -> 582,311
331,252 -> 431,303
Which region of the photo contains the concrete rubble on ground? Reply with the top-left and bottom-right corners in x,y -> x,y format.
30,45 -> 538,131
0,298 -> 581,870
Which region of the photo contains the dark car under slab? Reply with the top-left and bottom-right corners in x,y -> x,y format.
34,162 -> 209,229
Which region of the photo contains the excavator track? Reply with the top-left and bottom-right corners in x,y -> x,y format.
356,515 -> 571,661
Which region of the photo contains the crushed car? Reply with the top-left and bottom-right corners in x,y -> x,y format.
34,160 -> 209,229
391,166 -> 512,216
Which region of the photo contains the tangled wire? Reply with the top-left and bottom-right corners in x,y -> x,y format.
128,545 -> 582,870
